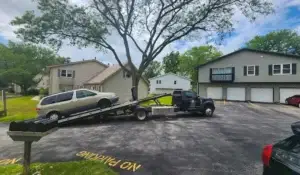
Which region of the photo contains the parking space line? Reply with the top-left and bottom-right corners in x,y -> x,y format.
248,102 -> 261,109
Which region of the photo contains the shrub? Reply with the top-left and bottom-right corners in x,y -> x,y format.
26,89 -> 39,95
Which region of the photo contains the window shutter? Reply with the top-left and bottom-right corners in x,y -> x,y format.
244,66 -> 247,76
209,68 -> 212,81
73,70 -> 75,78
255,66 -> 259,76
292,63 -> 297,75
58,69 -> 60,77
268,65 -> 272,76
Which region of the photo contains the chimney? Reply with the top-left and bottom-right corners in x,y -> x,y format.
82,58 -> 85,61
94,57 -> 96,60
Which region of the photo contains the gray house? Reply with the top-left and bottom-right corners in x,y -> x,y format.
197,48 -> 300,103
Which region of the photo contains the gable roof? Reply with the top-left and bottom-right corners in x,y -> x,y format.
86,64 -> 122,84
149,73 -> 192,81
196,48 -> 300,69
47,59 -> 108,69
85,63 -> 149,85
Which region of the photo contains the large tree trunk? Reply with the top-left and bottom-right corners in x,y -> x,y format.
131,72 -> 140,100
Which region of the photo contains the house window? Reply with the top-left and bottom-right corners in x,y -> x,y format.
174,80 -> 177,84
67,70 -> 73,77
156,80 -> 161,84
273,64 -> 291,75
247,65 -> 255,76
212,67 -> 232,74
211,67 -> 234,82
61,70 -> 66,77
283,64 -> 291,74
61,69 -> 73,77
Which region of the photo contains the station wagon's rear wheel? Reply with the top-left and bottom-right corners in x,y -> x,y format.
47,112 -> 61,120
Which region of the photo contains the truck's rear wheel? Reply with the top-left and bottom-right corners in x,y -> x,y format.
135,109 -> 148,121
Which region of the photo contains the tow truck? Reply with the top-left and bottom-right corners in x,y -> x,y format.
10,88 -> 215,132
55,88 -> 215,124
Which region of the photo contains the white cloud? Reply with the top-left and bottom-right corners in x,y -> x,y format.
0,0 -> 299,65
295,25 -> 300,34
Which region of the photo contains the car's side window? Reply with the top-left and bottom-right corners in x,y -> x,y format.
76,90 -> 86,99
84,90 -> 97,97
57,92 -> 73,102
41,95 -> 57,105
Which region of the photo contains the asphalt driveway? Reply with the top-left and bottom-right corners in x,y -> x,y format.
0,102 -> 300,175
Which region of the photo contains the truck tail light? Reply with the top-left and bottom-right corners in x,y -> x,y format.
262,144 -> 273,167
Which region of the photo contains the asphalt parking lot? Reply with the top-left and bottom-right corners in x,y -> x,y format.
0,102 -> 300,175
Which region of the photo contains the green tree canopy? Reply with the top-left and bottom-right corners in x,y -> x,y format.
0,41 -> 67,93
143,60 -> 162,80
179,46 -> 222,88
11,0 -> 273,98
162,51 -> 180,74
246,29 -> 300,55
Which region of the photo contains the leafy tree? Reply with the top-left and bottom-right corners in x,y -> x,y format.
179,46 -> 222,88
246,29 -> 300,55
0,41 -> 66,94
162,51 -> 180,74
11,0 -> 273,98
143,60 -> 162,79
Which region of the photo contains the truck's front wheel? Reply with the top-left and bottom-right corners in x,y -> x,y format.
204,105 -> 214,117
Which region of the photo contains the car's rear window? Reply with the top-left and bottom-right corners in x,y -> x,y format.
41,95 -> 57,105
57,92 -> 73,102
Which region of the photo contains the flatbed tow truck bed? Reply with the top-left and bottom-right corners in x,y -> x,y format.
57,93 -> 171,123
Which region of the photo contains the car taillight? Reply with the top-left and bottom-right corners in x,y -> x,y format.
262,144 -> 273,167
36,108 -> 40,111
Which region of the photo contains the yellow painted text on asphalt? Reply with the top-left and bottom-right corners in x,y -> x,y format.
76,151 -> 142,172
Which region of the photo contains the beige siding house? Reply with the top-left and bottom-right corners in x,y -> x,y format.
48,59 -> 107,94
84,64 -> 149,103
48,60 -> 149,103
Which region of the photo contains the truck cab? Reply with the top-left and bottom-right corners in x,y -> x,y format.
172,90 -> 215,116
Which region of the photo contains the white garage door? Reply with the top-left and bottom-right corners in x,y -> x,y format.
251,88 -> 273,103
207,87 -> 222,99
280,88 -> 300,103
227,87 -> 245,101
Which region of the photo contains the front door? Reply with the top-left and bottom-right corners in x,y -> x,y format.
74,90 -> 98,113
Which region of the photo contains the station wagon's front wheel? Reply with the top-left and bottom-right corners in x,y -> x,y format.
98,99 -> 111,109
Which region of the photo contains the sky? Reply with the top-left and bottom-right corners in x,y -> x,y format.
0,0 -> 300,66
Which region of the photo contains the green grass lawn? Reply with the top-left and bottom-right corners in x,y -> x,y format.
140,95 -> 172,107
0,160 -> 118,175
0,96 -> 38,122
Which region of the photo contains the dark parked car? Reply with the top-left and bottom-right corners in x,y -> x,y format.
285,95 -> 300,108
262,122 -> 300,175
